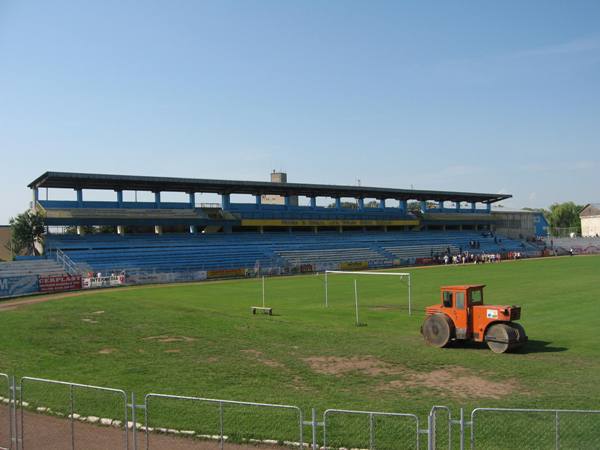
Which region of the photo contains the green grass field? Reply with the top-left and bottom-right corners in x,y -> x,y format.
1,255 -> 600,448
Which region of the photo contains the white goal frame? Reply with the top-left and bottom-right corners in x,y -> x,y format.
324,270 -> 412,315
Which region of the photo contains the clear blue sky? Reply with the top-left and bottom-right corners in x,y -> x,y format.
1,1 -> 599,222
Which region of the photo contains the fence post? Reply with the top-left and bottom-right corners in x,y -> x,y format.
131,392 -> 137,450
555,411 -> 560,450
10,375 -> 17,450
311,408 -> 317,450
19,380 -> 23,450
459,408 -> 464,450
219,401 -> 224,450
70,384 -> 75,450
428,410 -> 435,450
369,412 -> 374,450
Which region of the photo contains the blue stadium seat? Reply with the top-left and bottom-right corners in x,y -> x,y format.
44,231 -> 537,274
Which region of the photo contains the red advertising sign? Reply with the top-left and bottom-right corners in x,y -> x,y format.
38,275 -> 82,293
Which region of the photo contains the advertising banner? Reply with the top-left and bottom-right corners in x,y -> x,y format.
82,274 -> 126,289
206,268 -> 247,279
340,261 -> 369,271
126,271 -> 207,285
241,219 -> 420,227
38,275 -> 82,293
313,262 -> 341,272
299,264 -> 314,273
0,276 -> 39,299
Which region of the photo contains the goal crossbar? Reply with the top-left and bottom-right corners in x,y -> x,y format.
324,270 -> 412,315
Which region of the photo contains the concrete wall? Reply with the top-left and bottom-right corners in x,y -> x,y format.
0,226 -> 11,261
261,171 -> 299,206
581,216 -> 600,237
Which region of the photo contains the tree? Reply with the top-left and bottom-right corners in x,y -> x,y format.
327,201 -> 358,209
547,202 -> 584,236
9,210 -> 45,256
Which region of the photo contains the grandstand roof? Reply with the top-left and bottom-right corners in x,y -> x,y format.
29,171 -> 511,203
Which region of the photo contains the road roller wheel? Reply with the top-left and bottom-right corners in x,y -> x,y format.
422,314 -> 455,348
508,322 -> 527,350
485,323 -> 518,353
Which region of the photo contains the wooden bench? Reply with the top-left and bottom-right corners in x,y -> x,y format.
251,306 -> 273,315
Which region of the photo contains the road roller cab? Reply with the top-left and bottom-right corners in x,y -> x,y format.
421,285 -> 527,353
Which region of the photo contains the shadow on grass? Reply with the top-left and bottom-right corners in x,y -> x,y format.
513,339 -> 568,354
447,339 -> 567,354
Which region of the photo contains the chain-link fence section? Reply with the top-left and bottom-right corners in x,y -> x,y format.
7,371 -> 600,450
470,407 -> 600,450
429,406 -> 452,450
0,373 -> 13,450
19,377 -> 129,450
323,408 -> 422,450
144,393 -> 303,449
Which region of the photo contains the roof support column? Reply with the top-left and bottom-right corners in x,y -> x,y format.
310,197 -> 317,209
379,198 -> 385,209
438,200 -> 445,211
399,199 -> 407,213
154,191 -> 161,209
32,188 -> 39,204
188,192 -> 195,208
335,197 -> 341,209
471,201 -> 476,212
357,198 -> 364,210
486,202 -> 491,213
420,200 -> 427,214
76,189 -> 83,207
255,194 -> 262,209
455,201 -> 461,212
284,195 -> 290,209
221,193 -> 230,210
116,190 -> 123,208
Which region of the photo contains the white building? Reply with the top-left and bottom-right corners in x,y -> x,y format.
580,204 -> 600,237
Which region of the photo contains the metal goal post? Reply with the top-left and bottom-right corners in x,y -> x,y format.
324,271 -> 412,315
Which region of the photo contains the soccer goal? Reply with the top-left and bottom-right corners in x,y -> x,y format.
324,270 -> 412,315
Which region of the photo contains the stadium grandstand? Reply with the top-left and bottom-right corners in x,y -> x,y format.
2,171 -> 545,296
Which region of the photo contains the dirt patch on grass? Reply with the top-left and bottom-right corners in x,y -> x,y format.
370,305 -> 402,311
98,348 -> 117,354
379,367 -> 522,399
165,349 -> 181,353
304,356 -> 524,399
241,349 -> 285,369
290,375 -> 309,391
143,335 -> 196,343
303,355 -> 403,377
91,310 -> 105,315
81,318 -> 99,324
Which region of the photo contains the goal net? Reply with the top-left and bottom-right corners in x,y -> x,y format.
324,270 -> 413,316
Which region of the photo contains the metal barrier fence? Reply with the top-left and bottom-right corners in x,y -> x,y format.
323,408 -> 422,450
5,373 -> 600,450
144,393 -> 304,449
0,373 -> 14,450
19,377 -> 129,450
470,407 -> 600,450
